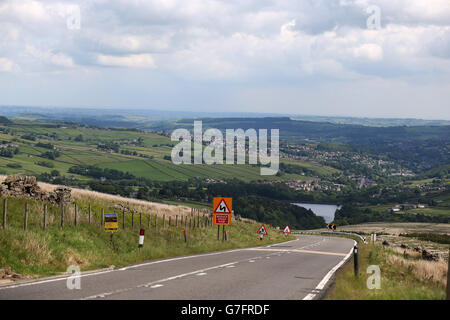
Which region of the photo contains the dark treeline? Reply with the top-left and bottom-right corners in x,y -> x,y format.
39,171 -> 324,229
68,165 -> 135,180
334,205 -> 450,226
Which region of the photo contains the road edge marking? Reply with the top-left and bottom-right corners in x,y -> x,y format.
302,240 -> 356,300
0,238 -> 299,291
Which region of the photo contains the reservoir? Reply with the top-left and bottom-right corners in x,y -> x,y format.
292,203 -> 341,223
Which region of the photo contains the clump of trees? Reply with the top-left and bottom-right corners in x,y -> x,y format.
68,165 -> 136,180
0,147 -> 19,158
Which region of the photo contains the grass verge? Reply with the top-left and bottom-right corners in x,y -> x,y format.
325,243 -> 447,300
0,196 -> 293,279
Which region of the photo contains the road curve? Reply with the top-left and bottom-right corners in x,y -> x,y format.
0,235 -> 354,300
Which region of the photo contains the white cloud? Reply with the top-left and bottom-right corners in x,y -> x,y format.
0,58 -> 16,72
97,53 -> 156,68
0,0 -> 449,118
25,46 -> 74,68
352,43 -> 383,61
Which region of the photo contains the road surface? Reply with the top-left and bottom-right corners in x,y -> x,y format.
0,235 -> 354,300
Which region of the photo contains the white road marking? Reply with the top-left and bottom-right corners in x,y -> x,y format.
197,272 -> 207,276
0,269 -> 115,291
0,238 -> 301,292
250,248 -> 347,257
3,235 -> 350,301
302,240 -> 356,300
225,265 -> 235,268
150,284 -> 163,288
248,260 -> 255,263
81,254 -> 270,300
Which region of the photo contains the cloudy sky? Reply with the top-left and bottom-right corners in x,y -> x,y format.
0,0 -> 449,119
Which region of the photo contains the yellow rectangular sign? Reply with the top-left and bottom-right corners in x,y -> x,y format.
104,213 -> 118,233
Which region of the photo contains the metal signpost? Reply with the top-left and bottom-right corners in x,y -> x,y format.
212,197 -> 232,241
139,228 -> 145,250
104,213 -> 118,249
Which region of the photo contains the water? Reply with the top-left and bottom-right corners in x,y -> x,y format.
292,203 -> 341,223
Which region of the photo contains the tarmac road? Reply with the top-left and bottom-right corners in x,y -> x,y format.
0,235 -> 355,300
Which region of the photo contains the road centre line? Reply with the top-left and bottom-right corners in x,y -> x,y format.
248,248 -> 347,257
0,238 -> 301,291
81,254 -> 268,300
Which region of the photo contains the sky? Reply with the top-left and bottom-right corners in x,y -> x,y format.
0,0 -> 449,119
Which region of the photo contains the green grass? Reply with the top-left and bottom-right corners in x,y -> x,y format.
97,158 -> 310,182
407,208 -> 450,217
0,196 -> 293,278
326,243 -> 446,300
0,121 -> 335,183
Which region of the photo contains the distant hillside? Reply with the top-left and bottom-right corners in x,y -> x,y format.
0,116 -> 12,125
154,117 -> 450,171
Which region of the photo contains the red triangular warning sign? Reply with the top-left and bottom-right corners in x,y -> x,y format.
257,225 -> 268,235
283,225 -> 291,234
214,199 -> 231,213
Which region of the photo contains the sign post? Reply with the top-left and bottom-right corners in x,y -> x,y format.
212,197 -> 232,241
327,223 -> 337,231
257,225 -> 268,240
139,228 -> 145,249
104,213 -> 118,249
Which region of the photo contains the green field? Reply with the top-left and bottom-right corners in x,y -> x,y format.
0,121 -> 329,183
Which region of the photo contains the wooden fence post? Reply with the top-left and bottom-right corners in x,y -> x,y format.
176,215 -> 178,227
88,204 -> 92,224
43,204 -> 47,230
148,214 -> 151,229
169,216 -> 171,227
2,198 -> 6,230
131,212 -> 134,229
155,215 -> 158,232
61,204 -> 64,229
122,209 -> 126,229
74,203 -> 78,226
24,202 -> 28,231
101,208 -> 104,227
163,215 -> 165,229
140,212 -> 142,227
